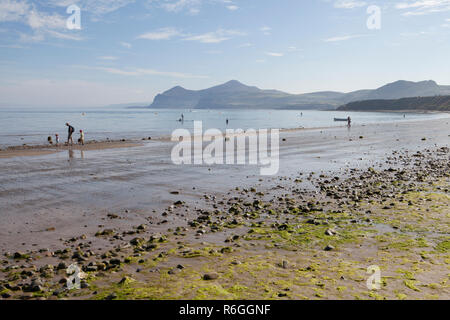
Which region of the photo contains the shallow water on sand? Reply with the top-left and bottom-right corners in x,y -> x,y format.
0,107 -> 448,147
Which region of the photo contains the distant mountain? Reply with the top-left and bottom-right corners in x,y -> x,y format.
338,95 -> 450,112
149,80 -> 450,110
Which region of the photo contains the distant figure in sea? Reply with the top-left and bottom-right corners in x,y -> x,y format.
181,113 -> 184,122
55,134 -> 59,146
66,123 -> 75,146
347,116 -> 352,128
226,118 -> 229,125
78,130 -> 85,145
300,112 -> 303,117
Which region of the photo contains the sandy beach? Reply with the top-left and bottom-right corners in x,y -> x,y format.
0,140 -> 143,159
0,118 -> 449,300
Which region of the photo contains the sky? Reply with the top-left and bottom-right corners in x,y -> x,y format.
0,0 -> 449,107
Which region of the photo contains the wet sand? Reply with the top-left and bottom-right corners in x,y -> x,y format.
0,117 -> 449,300
0,140 -> 143,159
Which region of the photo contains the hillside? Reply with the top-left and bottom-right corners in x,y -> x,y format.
148,80 -> 450,110
338,95 -> 450,112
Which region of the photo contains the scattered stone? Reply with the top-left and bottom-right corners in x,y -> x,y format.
105,293 -> 118,300
203,273 -> 219,281
118,276 -> 135,285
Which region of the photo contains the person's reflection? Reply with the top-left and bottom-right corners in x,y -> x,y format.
80,150 -> 84,159
68,149 -> 74,160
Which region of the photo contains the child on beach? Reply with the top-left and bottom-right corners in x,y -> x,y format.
78,130 -> 85,145
55,134 -> 59,146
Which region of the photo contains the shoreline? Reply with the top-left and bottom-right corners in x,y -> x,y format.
0,140 -> 144,159
335,109 -> 450,114
1,115 -> 449,159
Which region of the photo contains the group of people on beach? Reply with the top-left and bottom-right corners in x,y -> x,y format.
48,122 -> 84,146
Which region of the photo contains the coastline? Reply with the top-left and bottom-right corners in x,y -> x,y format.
0,140 -> 144,159
2,114 -> 448,159
0,117 -> 449,300
334,109 -> 450,114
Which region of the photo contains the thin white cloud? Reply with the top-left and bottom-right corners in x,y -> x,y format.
399,31 -> 429,36
137,27 -> 181,40
0,0 -> 29,22
324,34 -> 365,42
82,66 -> 209,79
260,26 -> 271,35
0,0 -> 84,42
396,0 -> 450,16
334,0 -> 367,9
183,29 -> 245,43
47,0 -> 136,15
146,0 -> 239,14
136,27 -> 245,43
147,0 -> 201,13
265,52 -> 284,57
226,5 -> 238,10
120,41 -> 132,48
46,30 -> 83,40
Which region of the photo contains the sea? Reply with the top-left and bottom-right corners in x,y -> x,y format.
0,107 -> 448,148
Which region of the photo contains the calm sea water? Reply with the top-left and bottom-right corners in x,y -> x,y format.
0,107 -> 448,147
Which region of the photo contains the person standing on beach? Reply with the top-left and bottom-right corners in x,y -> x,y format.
66,123 -> 75,146
79,130 -> 85,145
347,116 -> 352,127
55,134 -> 59,146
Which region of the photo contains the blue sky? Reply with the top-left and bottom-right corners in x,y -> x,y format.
0,0 -> 449,107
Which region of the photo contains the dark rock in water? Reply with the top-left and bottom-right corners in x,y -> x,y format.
1,292 -> 11,299
24,278 -> 43,292
84,265 -> 98,272
130,238 -> 144,246
105,293 -> 118,300
57,262 -> 67,270
324,245 -> 335,251
53,288 -> 65,296
203,273 -> 219,280
281,260 -> 289,269
118,276 -> 134,285
168,268 -> 179,275
13,252 -> 28,259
